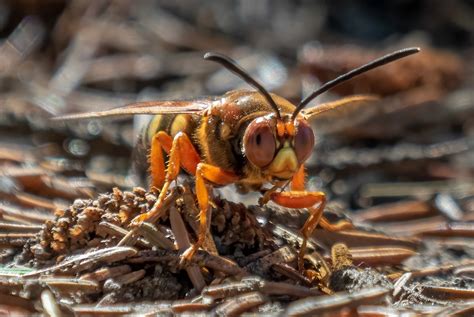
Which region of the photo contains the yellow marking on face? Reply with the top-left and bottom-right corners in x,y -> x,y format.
170,114 -> 191,137
267,147 -> 298,178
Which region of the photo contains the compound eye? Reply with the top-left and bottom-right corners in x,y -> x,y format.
244,120 -> 276,168
294,119 -> 314,164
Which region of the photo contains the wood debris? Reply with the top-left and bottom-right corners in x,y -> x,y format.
0,1 -> 472,315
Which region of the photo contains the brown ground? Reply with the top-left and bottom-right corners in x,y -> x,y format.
0,1 -> 473,316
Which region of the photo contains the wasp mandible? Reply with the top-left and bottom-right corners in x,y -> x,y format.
56,47 -> 420,269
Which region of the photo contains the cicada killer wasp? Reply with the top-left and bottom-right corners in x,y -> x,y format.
56,47 -> 420,269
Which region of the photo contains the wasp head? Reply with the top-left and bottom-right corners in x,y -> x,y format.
243,114 -> 314,180
205,48 -> 421,180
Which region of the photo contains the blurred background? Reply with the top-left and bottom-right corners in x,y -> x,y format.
0,0 -> 473,213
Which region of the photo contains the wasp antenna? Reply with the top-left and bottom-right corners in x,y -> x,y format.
204,52 -> 281,119
292,47 -> 421,119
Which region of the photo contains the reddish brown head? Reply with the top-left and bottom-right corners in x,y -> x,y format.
243,114 -> 314,179
204,48 -> 420,179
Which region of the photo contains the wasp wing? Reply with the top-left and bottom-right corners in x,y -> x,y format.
302,95 -> 380,134
53,99 -> 212,121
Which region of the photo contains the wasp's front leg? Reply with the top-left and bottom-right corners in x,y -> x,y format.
131,131 -> 200,225
267,165 -> 353,271
180,163 -> 239,263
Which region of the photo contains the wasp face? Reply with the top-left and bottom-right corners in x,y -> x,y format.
243,114 -> 315,180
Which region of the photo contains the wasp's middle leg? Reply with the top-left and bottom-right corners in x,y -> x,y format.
132,131 -> 200,225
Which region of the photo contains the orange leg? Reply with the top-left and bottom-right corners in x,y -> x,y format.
181,163 -> 238,263
319,217 -> 353,231
150,131 -> 201,188
149,132 -> 169,189
289,164 -> 352,231
268,164 -> 352,271
132,131 -> 200,225
158,132 -> 200,176
270,190 -> 326,270
291,165 -> 306,191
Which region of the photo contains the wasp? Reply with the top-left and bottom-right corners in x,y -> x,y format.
56,47 -> 420,269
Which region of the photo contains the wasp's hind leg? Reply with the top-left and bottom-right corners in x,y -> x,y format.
180,163 -> 238,264
131,131 -> 200,225
266,165 -> 352,271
